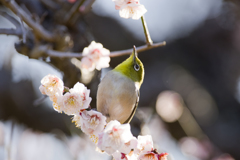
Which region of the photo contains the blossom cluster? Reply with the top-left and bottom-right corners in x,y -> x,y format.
39,74 -> 168,160
39,74 -> 92,114
113,0 -> 147,19
80,41 -> 111,72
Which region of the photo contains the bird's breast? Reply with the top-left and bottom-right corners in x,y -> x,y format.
97,71 -> 138,124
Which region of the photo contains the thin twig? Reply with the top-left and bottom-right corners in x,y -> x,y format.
0,0 -> 55,42
141,16 -> 153,46
38,41 -> 166,58
19,15 -> 26,43
64,0 -> 86,24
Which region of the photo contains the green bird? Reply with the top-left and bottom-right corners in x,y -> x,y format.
97,46 -> 144,124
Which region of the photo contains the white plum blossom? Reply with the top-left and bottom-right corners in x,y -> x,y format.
81,41 -> 110,71
49,93 -> 64,113
39,74 -> 64,96
158,153 -> 168,160
138,151 -> 158,160
135,135 -> 153,155
39,85 -> 46,95
112,151 -> 128,160
81,56 -> 95,71
80,110 -> 106,135
119,137 -> 138,154
138,152 -> 168,160
113,150 -> 139,160
97,120 -> 133,155
113,0 -> 147,20
58,82 -> 92,115
72,114 -> 81,128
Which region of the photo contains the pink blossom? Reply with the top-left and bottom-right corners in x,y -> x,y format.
112,150 -> 139,160
72,114 -> 81,128
58,82 -> 91,115
119,137 -> 138,154
113,0 -> 147,19
80,110 -> 106,135
97,120 -> 133,155
39,74 -> 64,96
113,0 -> 139,10
112,151 -> 128,160
80,57 -> 95,71
138,151 -> 158,160
39,85 -> 46,95
158,153 -> 168,160
81,41 -> 110,71
49,94 -> 63,113
135,135 -> 153,155
127,151 -> 139,160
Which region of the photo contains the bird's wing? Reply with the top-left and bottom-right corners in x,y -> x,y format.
123,88 -> 139,124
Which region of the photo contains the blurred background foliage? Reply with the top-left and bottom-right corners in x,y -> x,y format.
0,0 -> 240,159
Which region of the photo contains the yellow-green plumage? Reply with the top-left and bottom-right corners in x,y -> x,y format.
97,47 -> 144,124
114,53 -> 144,86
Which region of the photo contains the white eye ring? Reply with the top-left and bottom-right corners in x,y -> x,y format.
134,64 -> 140,71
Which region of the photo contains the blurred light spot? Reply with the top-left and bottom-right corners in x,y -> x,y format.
46,56 -> 51,62
212,153 -> 235,160
164,65 -> 218,126
71,58 -> 95,84
17,129 -> 71,160
156,91 -> 184,122
178,107 -> 205,138
186,88 -> 218,125
0,122 -> 4,146
179,137 -> 210,159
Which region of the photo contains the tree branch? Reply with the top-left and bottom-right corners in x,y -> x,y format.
0,11 -> 20,27
0,11 -> 23,36
0,28 -> 22,36
110,41 -> 166,57
64,0 -> 86,24
36,41 -> 166,58
0,0 -> 55,42
79,0 -> 95,14
39,0 -> 59,10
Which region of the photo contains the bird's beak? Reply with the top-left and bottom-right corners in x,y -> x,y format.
133,45 -> 138,63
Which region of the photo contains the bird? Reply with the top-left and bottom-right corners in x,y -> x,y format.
97,46 -> 144,124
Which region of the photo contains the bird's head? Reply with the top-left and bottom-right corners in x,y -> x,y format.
114,46 -> 144,87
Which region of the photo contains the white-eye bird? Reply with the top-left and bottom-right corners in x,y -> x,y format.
97,46 -> 144,124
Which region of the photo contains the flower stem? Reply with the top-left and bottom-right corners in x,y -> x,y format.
141,16 -> 153,46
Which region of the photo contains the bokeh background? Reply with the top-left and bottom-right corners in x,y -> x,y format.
0,0 -> 239,159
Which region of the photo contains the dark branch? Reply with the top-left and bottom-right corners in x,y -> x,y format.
80,0 -> 95,14
39,0 -> 59,10
0,11 -> 23,36
0,11 -> 20,27
36,41 -> 166,58
0,28 -> 22,36
110,41 -> 166,57
0,0 -> 55,42
19,16 -> 26,43
64,0 -> 86,23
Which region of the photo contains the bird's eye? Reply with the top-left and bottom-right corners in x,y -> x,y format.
134,64 -> 140,71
